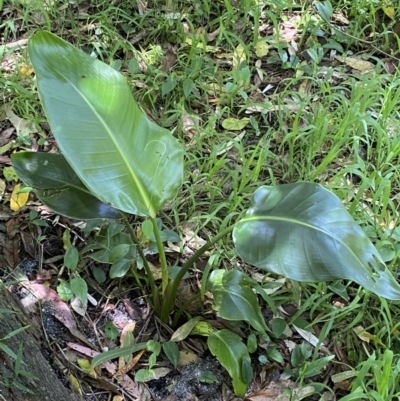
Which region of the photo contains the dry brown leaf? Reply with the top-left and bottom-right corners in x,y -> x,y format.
335,55 -> 374,71
182,113 -> 201,138
5,104 -> 38,137
116,349 -> 145,377
67,342 -> 142,398
161,43 -> 178,72
122,298 -> 144,320
21,282 -> 78,329
148,260 -> 162,280
0,127 -> 15,146
178,349 -> 199,366
247,380 -> 296,400
183,228 -> 207,251
298,79 -> 311,94
4,219 -> 21,267
120,322 -> 136,345
353,325 -> 370,342
207,28 -> 220,42
70,296 -> 87,316
137,0 -> 147,15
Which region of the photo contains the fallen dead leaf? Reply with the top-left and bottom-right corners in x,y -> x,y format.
178,349 -> 199,366
183,228 -> 207,251
248,381 -> 314,401
215,131 -> 245,156
3,219 -> 21,267
161,43 -> 178,72
77,358 -> 97,378
383,0 -> 395,19
70,296 -> 87,316
247,380 -> 296,400
67,342 -> 141,399
0,179 -> 5,201
68,374 -> 82,394
21,282 -> 78,329
255,39 -> 269,58
353,325 -> 386,347
5,104 -> 38,137
182,113 -> 201,138
10,183 -> 29,212
20,64 -> 34,76
0,231 -> 20,268
233,44 -> 247,67
120,322 -> 136,346
335,55 -> 374,71
207,28 -> 220,42
292,325 -> 326,349
116,348 -> 145,377
0,127 -> 15,146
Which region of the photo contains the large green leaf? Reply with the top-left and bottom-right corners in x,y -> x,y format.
207,269 -> 268,334
28,31 -> 184,217
12,152 -> 120,220
233,183 -> 400,299
208,329 -> 252,397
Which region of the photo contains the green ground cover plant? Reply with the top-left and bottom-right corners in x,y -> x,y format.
4,0 -> 400,399
9,30 -> 400,397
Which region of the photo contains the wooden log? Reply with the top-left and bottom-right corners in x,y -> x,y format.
0,284 -> 84,401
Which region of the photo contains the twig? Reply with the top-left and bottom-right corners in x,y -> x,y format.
327,21 -> 400,62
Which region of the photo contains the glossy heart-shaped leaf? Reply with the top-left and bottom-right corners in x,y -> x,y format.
208,329 -> 252,397
28,31 -> 184,217
207,269 -> 267,334
12,151 -> 120,220
233,183 -> 400,299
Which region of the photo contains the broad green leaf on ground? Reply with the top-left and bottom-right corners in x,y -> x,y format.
12,152 -> 120,219
162,341 -> 179,368
208,329 -> 252,397
110,259 -> 131,278
91,344 -> 147,369
170,316 -> 202,342
221,117 -> 249,131
315,1 -> 333,21
207,269 -> 268,334
70,277 -> 88,305
28,31 -> 184,217
3,166 -> 18,182
233,183 -> 400,300
255,39 -> 269,58
233,44 -> 247,67
64,246 -> 79,271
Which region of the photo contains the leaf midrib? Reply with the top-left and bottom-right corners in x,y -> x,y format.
238,215 -> 371,268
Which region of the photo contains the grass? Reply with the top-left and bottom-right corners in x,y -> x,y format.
3,0 -> 400,399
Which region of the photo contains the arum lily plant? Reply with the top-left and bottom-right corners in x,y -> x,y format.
12,31 -> 400,396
